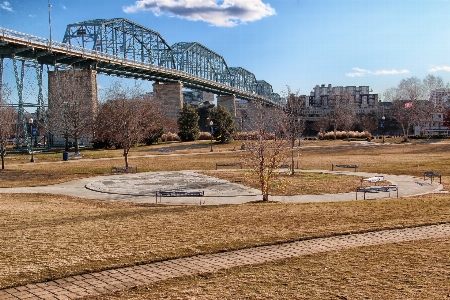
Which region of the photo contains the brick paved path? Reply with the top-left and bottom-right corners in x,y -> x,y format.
1,223 -> 449,300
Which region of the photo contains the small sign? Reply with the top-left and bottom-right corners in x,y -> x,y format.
32,127 -> 37,136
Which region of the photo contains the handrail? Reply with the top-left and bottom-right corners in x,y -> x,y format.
0,26 -> 278,106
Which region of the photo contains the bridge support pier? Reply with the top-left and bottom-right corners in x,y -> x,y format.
153,81 -> 183,120
217,94 -> 236,117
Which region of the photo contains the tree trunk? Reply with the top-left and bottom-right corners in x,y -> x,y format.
290,138 -> 295,175
74,134 -> 79,154
124,149 -> 129,168
1,146 -> 5,170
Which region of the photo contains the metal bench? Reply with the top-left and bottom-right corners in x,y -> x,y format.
111,166 -> 137,174
356,185 -> 398,200
424,172 -> 441,184
155,190 -> 204,203
360,176 -> 384,186
215,162 -> 243,170
332,164 -> 359,172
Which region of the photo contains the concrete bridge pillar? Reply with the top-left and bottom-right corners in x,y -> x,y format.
152,81 -> 183,120
217,94 -> 236,117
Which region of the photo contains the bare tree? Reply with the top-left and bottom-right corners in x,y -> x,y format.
243,102 -> 288,202
391,100 -> 418,141
0,96 -> 16,170
95,82 -> 162,168
384,77 -> 428,140
358,112 -> 378,134
48,68 -> 97,153
313,116 -> 331,136
283,87 -> 305,175
423,74 -> 445,103
329,89 -> 356,139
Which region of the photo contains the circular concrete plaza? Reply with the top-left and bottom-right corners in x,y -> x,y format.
86,171 -> 259,197
0,170 -> 444,205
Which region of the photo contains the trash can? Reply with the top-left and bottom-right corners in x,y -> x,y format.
63,151 -> 69,161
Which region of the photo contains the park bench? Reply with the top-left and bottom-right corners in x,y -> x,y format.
215,162 -> 243,170
155,190 -> 204,203
332,164 -> 359,172
360,175 -> 384,186
424,172 -> 442,184
356,185 -> 398,200
111,166 -> 137,174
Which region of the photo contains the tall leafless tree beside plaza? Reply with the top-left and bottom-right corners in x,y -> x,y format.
48,68 -> 97,153
391,100 -> 418,141
329,89 -> 356,139
243,102 -> 288,202
358,112 -> 378,134
95,82 -> 163,168
283,87 -> 305,175
0,88 -> 16,169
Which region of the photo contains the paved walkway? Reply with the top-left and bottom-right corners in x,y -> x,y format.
0,170 -> 444,205
1,223 -> 449,300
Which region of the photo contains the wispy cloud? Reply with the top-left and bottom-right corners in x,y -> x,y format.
60,3 -> 67,10
346,67 -> 409,77
29,14 -> 37,18
428,65 -> 450,73
0,1 -> 13,12
123,0 -> 276,27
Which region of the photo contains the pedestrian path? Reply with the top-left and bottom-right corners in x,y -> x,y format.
1,223 -> 449,300
0,170 -> 444,205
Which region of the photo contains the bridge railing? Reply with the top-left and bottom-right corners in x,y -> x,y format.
0,27 -> 278,106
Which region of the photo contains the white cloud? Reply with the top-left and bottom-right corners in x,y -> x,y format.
346,67 -> 409,77
428,66 -> 450,73
60,3 -> 67,10
123,0 -> 276,27
0,1 -> 13,12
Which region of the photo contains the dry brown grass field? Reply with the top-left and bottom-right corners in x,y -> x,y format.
1,138 -> 450,298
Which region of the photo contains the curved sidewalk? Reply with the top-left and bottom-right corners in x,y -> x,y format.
1,223 -> 449,300
0,170 -> 444,205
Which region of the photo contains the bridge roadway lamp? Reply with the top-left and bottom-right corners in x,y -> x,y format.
210,120 -> 214,152
29,118 -> 35,163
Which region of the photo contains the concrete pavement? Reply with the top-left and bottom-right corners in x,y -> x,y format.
0,170 -> 444,205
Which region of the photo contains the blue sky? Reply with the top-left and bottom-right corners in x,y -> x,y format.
1,0 -> 450,99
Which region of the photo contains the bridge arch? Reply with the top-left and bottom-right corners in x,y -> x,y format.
171,42 -> 231,85
229,67 -> 257,94
62,18 -> 174,68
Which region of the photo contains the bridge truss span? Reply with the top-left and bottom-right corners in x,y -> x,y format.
1,20 -> 280,105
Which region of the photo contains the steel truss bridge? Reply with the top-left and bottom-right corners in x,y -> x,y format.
0,18 -> 281,105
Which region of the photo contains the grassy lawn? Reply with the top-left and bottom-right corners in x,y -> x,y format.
1,138 -> 450,298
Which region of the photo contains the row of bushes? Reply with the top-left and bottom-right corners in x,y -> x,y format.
160,131 -> 373,143
160,132 -> 214,142
318,131 -> 372,140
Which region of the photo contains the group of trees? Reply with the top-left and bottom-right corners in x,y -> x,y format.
383,75 -> 449,141
177,102 -> 238,143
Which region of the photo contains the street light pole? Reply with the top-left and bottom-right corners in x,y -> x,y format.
210,120 -> 214,152
381,116 -> 385,143
29,118 -> 35,162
